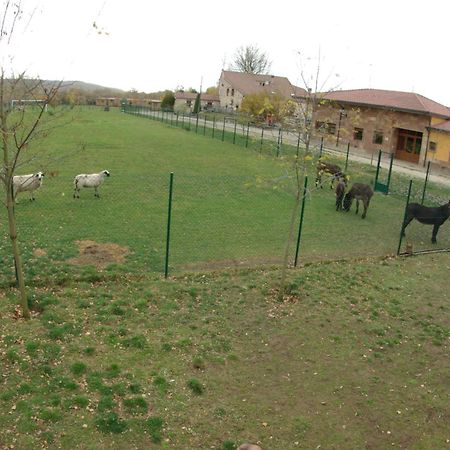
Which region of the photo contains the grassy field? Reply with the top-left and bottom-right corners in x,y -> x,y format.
1,107 -> 449,449
0,254 -> 449,449
1,107 -> 449,288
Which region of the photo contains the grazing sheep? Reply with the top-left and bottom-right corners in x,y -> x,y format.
12,172 -> 45,201
238,445 -> 263,450
315,160 -> 347,189
401,200 -> 450,243
73,170 -> 110,198
335,180 -> 346,211
343,183 -> 374,219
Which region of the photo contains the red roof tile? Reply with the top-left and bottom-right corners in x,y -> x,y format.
430,119 -> 450,133
322,89 -> 450,118
221,70 -> 307,98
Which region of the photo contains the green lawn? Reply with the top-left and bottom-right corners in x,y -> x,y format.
1,107 -> 449,288
1,107 -> 449,449
0,254 -> 449,449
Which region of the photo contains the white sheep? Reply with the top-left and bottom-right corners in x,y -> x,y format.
73,170 -> 110,198
12,172 -> 45,201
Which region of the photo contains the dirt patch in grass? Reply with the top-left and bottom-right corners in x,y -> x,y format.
33,248 -> 47,257
67,240 -> 129,268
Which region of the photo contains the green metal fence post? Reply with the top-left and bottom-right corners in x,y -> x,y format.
203,116 -> 207,135
345,142 -> 350,171
397,179 -> 412,256
260,128 -> 264,153
386,152 -> 394,193
374,149 -> 382,189
421,160 -> 431,205
245,123 -> 250,148
294,176 -> 309,267
165,172 -> 174,278
221,117 -> 226,141
233,120 -> 237,144
276,128 -> 281,157
195,114 -> 199,133
296,132 -> 301,158
212,115 -> 216,138
319,136 -> 323,158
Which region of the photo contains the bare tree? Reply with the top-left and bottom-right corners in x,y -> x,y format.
230,45 -> 272,74
278,50 -> 341,300
1,2 -> 61,318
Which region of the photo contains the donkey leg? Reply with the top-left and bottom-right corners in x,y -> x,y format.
431,224 -> 440,243
362,201 -> 367,219
401,214 -> 414,237
355,199 -> 359,215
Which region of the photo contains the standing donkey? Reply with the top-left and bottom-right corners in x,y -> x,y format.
343,183 -> 374,219
401,200 -> 450,243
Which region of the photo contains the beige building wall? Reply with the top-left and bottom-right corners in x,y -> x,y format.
313,103 -> 430,160
219,78 -> 244,110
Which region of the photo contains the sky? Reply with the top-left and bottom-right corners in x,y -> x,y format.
2,0 -> 450,106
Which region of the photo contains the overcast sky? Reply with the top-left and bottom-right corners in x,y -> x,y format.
2,0 -> 449,106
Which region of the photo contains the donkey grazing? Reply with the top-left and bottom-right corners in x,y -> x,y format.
343,183 -> 374,219
401,200 -> 450,243
335,181 -> 346,211
315,161 -> 347,189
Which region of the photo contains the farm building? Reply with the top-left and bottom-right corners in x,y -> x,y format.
96,97 -> 162,108
173,92 -> 220,113
218,70 -> 307,112
315,89 -> 450,166
218,70 -> 450,166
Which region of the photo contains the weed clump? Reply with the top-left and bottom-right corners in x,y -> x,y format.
187,378 -> 204,395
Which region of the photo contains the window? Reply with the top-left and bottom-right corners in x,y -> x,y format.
327,123 -> 336,135
354,128 -> 363,140
373,131 -> 383,145
429,141 -> 437,152
231,88 -> 235,96
226,88 -> 229,96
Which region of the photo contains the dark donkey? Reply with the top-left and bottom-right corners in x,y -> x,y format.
401,200 -> 450,243
343,183 -> 374,219
315,161 -> 347,189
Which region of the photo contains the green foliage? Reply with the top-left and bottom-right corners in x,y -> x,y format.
241,91 -> 296,123
193,93 -> 201,114
222,441 -> 237,450
153,376 -> 168,394
95,412 -> 128,434
187,378 -> 204,395
161,90 -> 175,110
122,397 -> 148,415
145,416 -> 164,443
70,362 -> 88,376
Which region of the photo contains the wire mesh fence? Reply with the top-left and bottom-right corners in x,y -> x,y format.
1,108 -> 450,287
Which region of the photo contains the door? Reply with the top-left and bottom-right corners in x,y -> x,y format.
395,129 -> 422,163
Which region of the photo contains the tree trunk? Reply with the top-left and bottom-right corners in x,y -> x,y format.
5,181 -> 30,319
278,191 -> 301,301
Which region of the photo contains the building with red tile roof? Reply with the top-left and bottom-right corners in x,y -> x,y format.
314,89 -> 450,165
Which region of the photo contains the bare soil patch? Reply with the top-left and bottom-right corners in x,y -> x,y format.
67,240 -> 129,268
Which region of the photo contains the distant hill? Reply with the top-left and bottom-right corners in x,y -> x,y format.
44,80 -> 125,95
